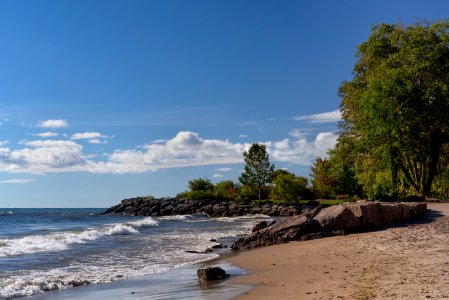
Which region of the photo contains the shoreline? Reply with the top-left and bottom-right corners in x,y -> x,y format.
227,202 -> 449,299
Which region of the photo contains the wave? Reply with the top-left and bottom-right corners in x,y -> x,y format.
159,215 -> 192,221
0,217 -> 158,257
0,251 -> 217,299
0,211 -> 13,216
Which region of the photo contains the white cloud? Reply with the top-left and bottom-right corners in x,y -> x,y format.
37,119 -> 68,128
35,132 -> 58,138
289,128 -> 311,138
0,140 -> 9,146
268,131 -> 338,165
0,140 -> 87,174
97,131 -> 248,173
0,179 -> 35,184
71,132 -> 104,140
0,131 -> 338,174
149,139 -> 166,144
88,139 -> 108,145
294,110 -> 341,123
239,134 -> 248,138
213,173 -> 223,178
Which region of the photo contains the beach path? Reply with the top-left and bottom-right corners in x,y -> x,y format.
229,202 -> 449,299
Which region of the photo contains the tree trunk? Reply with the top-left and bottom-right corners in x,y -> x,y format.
423,130 -> 442,196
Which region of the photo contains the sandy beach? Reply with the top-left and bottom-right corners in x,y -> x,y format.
229,202 -> 449,299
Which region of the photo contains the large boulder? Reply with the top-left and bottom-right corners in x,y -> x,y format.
197,267 -> 228,281
379,203 -> 402,226
346,201 -> 383,228
231,215 -> 320,250
314,205 -> 360,232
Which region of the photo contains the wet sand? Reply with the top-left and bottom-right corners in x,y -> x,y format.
229,202 -> 449,299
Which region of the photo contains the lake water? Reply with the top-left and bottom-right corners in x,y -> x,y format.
0,208 -> 271,299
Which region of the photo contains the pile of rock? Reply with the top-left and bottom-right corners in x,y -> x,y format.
102,197 -> 303,217
231,201 -> 427,250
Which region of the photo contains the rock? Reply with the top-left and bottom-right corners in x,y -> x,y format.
379,203 -> 402,226
402,195 -> 426,202
314,205 -> 360,232
232,215 -> 320,250
211,243 -> 223,249
300,230 -> 345,241
197,267 -> 228,281
346,201 -> 383,228
205,248 -> 213,253
252,221 -> 268,232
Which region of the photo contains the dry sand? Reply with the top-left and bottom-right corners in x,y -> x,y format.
228,202 -> 449,300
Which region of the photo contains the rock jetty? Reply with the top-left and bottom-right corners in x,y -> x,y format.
102,197 -> 304,217
231,201 -> 427,250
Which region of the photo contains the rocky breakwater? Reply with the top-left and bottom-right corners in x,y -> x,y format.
231,201 -> 427,250
102,197 -> 303,217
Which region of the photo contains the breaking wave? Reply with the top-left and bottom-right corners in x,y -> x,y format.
0,217 -> 158,257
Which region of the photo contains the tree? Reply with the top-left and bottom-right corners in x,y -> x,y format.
239,143 -> 274,200
328,135 -> 362,197
188,178 -> 214,192
215,180 -> 236,199
339,20 -> 449,197
270,172 -> 309,203
310,157 -> 336,199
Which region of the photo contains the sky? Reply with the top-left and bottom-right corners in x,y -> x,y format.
0,0 -> 448,208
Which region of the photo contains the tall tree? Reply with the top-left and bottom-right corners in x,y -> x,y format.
239,143 -> 274,200
339,20 -> 449,197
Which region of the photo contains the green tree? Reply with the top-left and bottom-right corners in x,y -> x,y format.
215,180 -> 236,199
339,20 -> 449,197
270,172 -> 308,204
310,157 -> 336,199
328,135 -> 362,196
239,143 -> 275,200
188,178 -> 214,192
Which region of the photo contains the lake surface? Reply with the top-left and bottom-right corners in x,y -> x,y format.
0,208 -> 270,299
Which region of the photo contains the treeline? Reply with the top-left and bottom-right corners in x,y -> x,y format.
175,171 -> 314,204
176,144 -> 342,204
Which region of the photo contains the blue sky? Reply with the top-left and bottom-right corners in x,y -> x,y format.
0,0 -> 447,207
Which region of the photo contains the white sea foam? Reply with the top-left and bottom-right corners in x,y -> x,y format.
0,217 -> 158,257
159,215 -> 192,221
0,210 -> 13,216
105,224 -> 138,235
0,250 -> 217,299
127,217 -> 159,228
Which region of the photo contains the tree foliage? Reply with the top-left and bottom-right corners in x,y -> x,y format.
188,178 -> 214,192
239,143 -> 275,200
270,171 -> 309,203
338,19 -> 449,197
310,157 -> 335,199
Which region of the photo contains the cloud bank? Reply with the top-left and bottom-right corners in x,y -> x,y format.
0,131 -> 338,174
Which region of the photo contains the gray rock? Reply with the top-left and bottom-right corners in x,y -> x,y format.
252,221 -> 268,232
197,267 -> 228,281
314,205 -> 360,232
